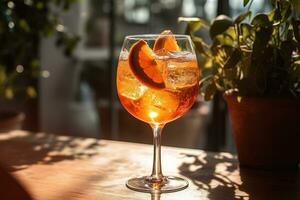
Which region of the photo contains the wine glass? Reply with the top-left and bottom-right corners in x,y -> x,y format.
116,33 -> 200,193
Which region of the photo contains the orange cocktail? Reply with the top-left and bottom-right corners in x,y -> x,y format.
117,37 -> 199,124
118,53 -> 199,124
116,31 -> 200,193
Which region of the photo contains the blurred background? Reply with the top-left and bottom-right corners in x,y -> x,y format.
1,0 -> 270,153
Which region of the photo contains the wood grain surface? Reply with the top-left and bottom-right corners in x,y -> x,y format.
0,131 -> 299,200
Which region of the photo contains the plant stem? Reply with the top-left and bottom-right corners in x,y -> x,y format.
247,0 -> 254,11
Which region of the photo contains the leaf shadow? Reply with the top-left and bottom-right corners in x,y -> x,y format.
0,131 -> 105,172
178,152 -> 300,200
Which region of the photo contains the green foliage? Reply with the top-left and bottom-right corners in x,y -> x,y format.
243,0 -> 251,6
0,0 -> 79,100
180,0 -> 300,100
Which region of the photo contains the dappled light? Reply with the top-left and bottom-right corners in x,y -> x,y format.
0,131 -> 103,172
0,131 -> 298,200
178,152 -> 247,199
179,152 -> 300,200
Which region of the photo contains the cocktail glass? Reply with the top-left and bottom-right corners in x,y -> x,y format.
116,33 -> 200,193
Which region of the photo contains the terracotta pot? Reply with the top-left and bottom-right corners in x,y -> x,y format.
224,94 -> 300,169
0,111 -> 25,132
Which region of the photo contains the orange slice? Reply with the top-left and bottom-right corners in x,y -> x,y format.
128,40 -> 165,89
153,30 -> 180,52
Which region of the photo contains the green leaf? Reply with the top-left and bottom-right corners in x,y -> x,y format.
234,11 -> 252,24
252,26 -> 272,60
214,76 -> 225,91
287,25 -> 294,41
224,48 -> 242,69
267,9 -> 276,21
223,26 -> 237,40
294,60 -> 300,65
291,0 -> 300,14
280,40 -> 297,68
214,35 -> 233,46
270,0 -> 277,7
251,14 -> 272,27
243,0 -> 250,7
240,23 -> 253,41
187,21 -> 203,33
192,36 -> 209,56
280,1 -> 292,22
290,64 -> 300,82
210,15 -> 233,39
213,26 -> 237,47
204,83 -> 216,101
224,68 -> 238,80
203,58 -> 213,69
178,17 -> 209,34
199,76 -> 217,100
292,19 -> 300,48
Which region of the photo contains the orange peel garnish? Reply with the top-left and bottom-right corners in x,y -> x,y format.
128,40 -> 165,89
153,30 -> 180,52
128,30 -> 180,89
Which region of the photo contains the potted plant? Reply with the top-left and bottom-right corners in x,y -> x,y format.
0,0 -> 79,131
180,0 -> 300,169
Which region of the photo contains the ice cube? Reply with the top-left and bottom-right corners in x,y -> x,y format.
119,48 -> 129,60
154,49 -> 171,57
154,50 -> 191,60
168,51 -> 191,59
140,89 -> 179,114
163,60 -> 199,89
117,63 -> 148,100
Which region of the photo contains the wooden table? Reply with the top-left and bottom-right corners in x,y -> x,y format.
0,131 -> 299,200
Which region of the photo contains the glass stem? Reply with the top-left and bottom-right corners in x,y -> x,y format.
151,192 -> 161,200
150,123 -> 164,181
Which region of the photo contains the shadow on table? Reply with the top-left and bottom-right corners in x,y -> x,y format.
0,131 -> 104,172
178,153 -> 300,200
0,165 -> 33,200
238,168 -> 300,200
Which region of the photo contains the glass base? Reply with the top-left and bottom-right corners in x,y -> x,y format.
126,176 -> 188,193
